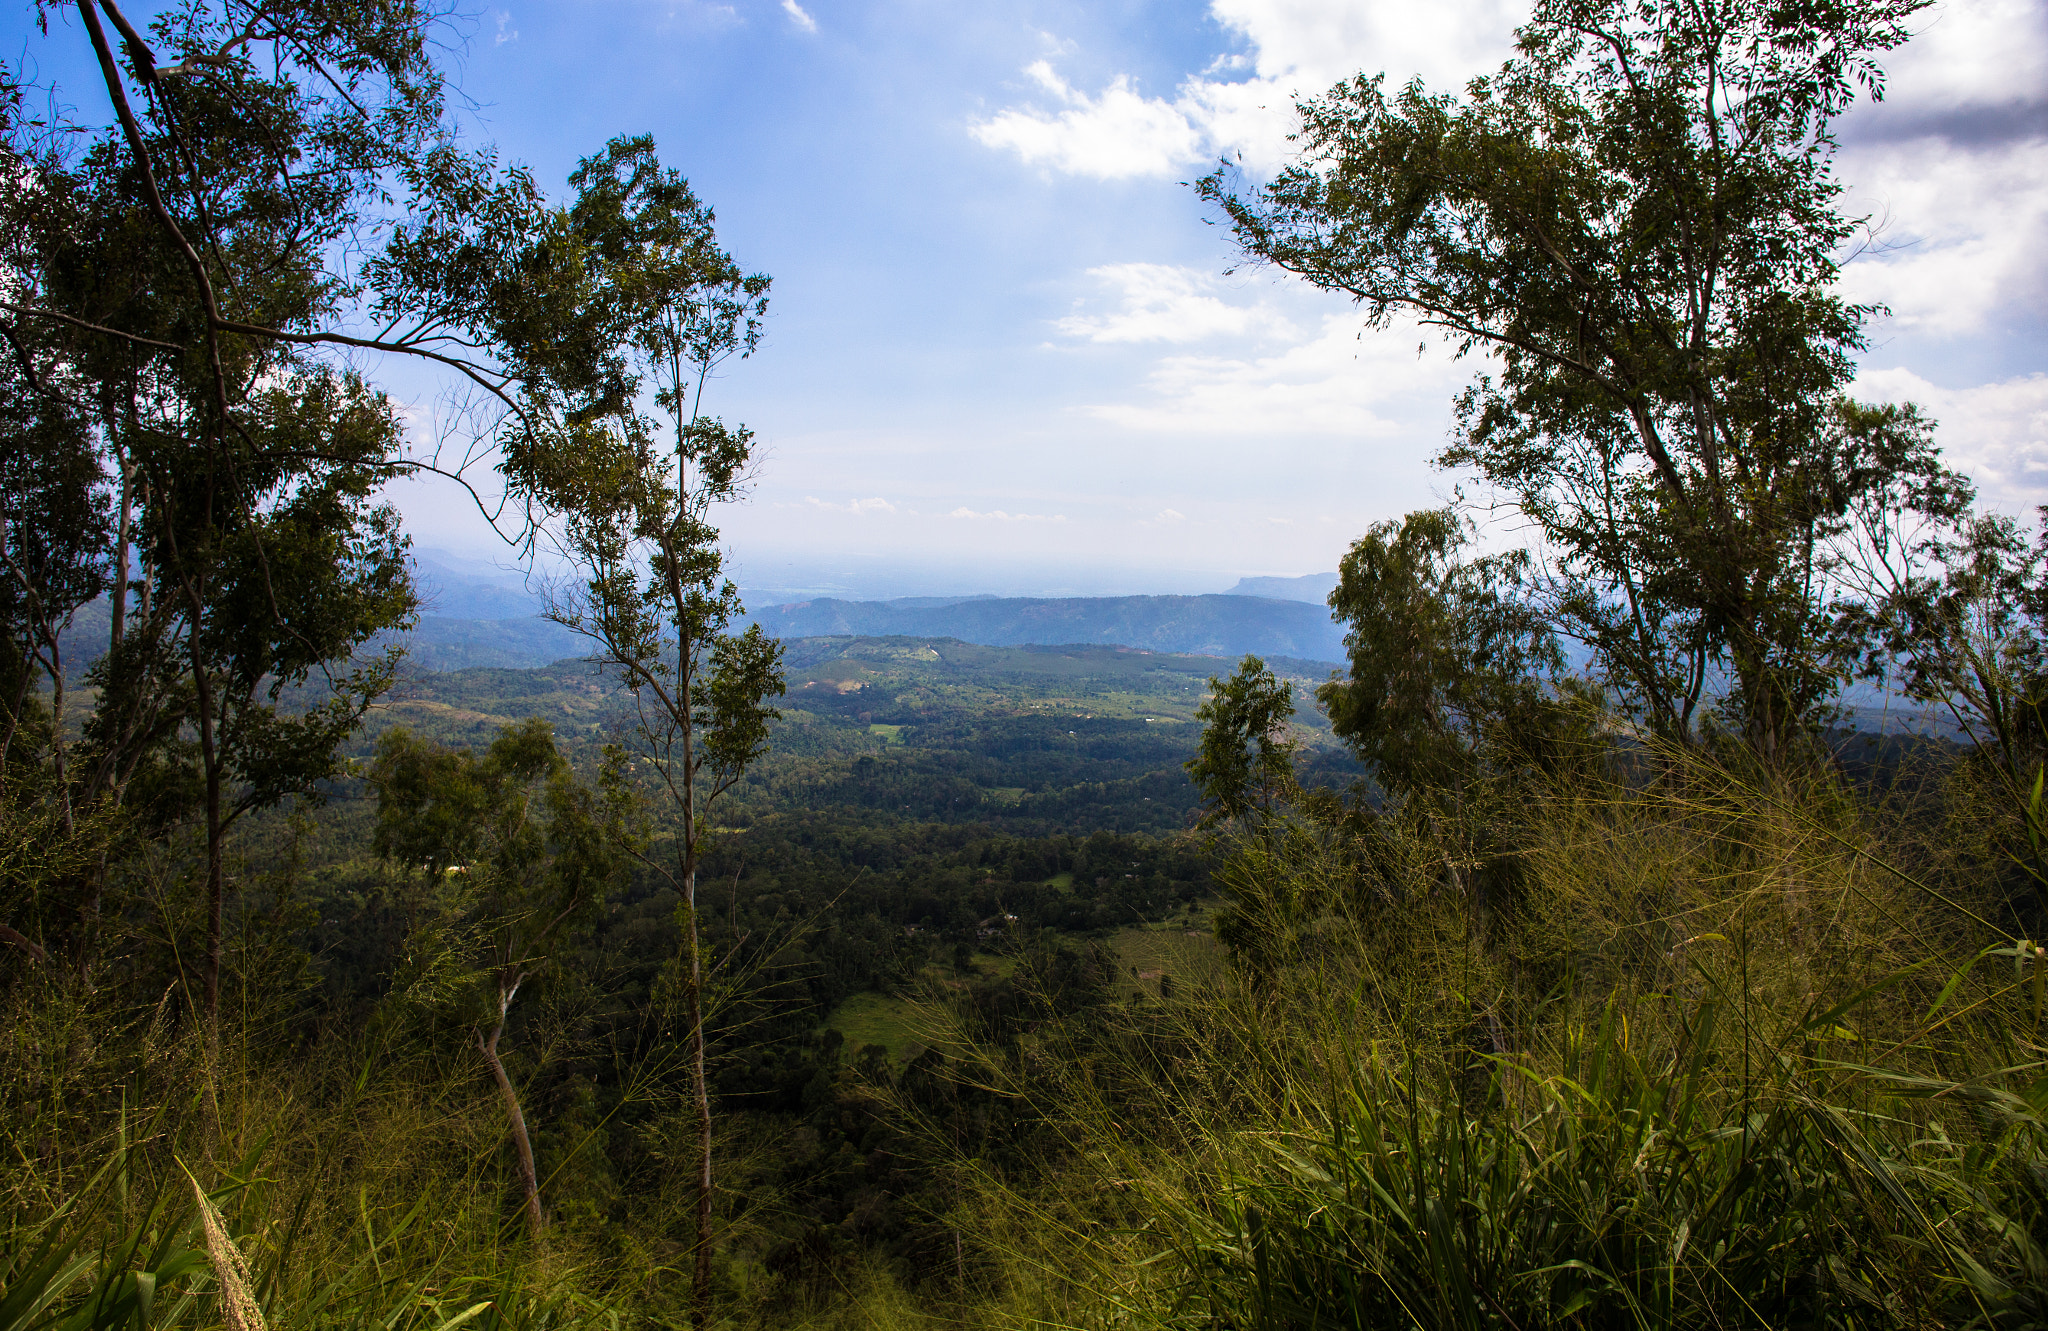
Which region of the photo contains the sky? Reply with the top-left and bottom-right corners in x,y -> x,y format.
15,0 -> 2048,600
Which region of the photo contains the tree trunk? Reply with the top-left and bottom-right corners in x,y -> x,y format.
0,662 -> 31,800
0,923 -> 46,964
684,868 -> 711,1327
111,450 -> 130,651
46,633 -> 71,835
477,982 -> 544,1242
679,638 -> 713,1329
192,641 -> 224,1072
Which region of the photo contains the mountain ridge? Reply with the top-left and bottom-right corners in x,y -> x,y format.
744,593 -> 1348,662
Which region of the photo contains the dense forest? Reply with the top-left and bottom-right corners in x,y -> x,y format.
9,0 -> 2048,1328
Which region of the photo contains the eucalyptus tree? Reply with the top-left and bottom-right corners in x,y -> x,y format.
1203,0 -> 1960,760
494,135 -> 783,1325
1186,656 -> 1298,827
0,361 -> 110,823
368,718 -> 637,1241
0,0 -> 560,1043
1321,509 -> 1565,796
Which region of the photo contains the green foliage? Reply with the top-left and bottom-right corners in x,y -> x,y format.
489,133 -> 784,863
946,716 -> 2048,1328
1185,657 -> 1297,825
1320,509 -> 1563,794
368,719 -> 638,1014
1176,1003 -> 2048,1328
0,0 -> 562,1047
1202,0 -> 1967,759
1,1101 -> 636,1331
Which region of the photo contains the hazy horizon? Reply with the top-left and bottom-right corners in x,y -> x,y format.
410,543 -> 1337,608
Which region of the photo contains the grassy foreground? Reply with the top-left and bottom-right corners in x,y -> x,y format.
920,737 -> 2048,1328
9,733 -> 2048,1328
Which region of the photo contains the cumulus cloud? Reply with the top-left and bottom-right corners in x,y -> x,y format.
976,1 -> 2047,347
970,0 -> 1526,178
1832,0 -> 2048,339
1843,0 -> 2048,141
781,0 -> 817,33
805,496 -> 899,514
1854,366 -> 2048,504
969,62 -> 1205,179
1056,264 -> 1296,344
1082,310 -> 1473,437
1836,137 -> 2048,336
949,506 -> 1068,523
1154,508 -> 1186,522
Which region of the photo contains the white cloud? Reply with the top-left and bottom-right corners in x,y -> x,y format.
970,65 -> 1206,179
976,1 -> 2047,353
492,9 -> 517,44
1832,0 -> 2048,339
1836,139 -> 2048,336
780,0 -> 817,34
949,506 -> 1069,523
971,1 -> 1527,179
1854,367 -> 2048,505
1208,0 -> 1528,95
1083,309 -> 1473,437
1155,508 -> 1186,522
1056,263 -> 1296,344
805,496 -> 899,514
1866,0 -> 2048,113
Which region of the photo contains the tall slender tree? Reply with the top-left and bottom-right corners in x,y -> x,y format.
1,0 -> 559,1044
495,135 -> 784,1326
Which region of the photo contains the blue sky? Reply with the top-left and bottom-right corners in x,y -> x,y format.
17,0 -> 2048,600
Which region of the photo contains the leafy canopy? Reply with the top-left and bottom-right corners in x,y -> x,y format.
1203,0 -> 1953,757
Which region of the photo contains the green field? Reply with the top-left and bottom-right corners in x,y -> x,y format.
1110,913 -> 1223,997
822,990 -> 929,1064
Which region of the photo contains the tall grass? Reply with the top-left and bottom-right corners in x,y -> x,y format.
0,1010 -> 622,1331
0,840 -> 985,1331
924,737 -> 2048,1327
15,732 -> 2048,1329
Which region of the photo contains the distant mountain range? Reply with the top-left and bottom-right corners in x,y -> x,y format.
1224,572 -> 1338,604
45,552 -> 1958,736
392,554 -> 1351,670
53,551 -> 1352,675
746,595 -> 1347,662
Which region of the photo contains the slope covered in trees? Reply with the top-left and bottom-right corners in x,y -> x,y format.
747,595 -> 1350,662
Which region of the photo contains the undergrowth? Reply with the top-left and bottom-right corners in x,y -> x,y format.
11,735 -> 2048,1328
922,737 -> 2048,1328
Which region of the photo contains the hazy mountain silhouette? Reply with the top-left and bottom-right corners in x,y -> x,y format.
747,594 -> 1346,662
1225,572 -> 1338,603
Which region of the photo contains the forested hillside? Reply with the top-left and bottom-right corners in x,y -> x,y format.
746,595 -> 1350,661
9,0 -> 2048,1329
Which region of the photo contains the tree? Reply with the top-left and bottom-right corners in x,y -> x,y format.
1,0 -> 559,1050
1186,655 -> 1297,826
0,373 -> 112,825
1320,508 -> 1562,796
369,718 -> 637,1241
1202,0 -> 1950,760
494,136 -> 784,1326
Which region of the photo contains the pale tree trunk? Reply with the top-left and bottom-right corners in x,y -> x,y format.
111,448 -> 131,650
477,975 -> 544,1241
193,638 -> 225,1075
678,633 -> 714,1329
685,862 -> 711,1327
